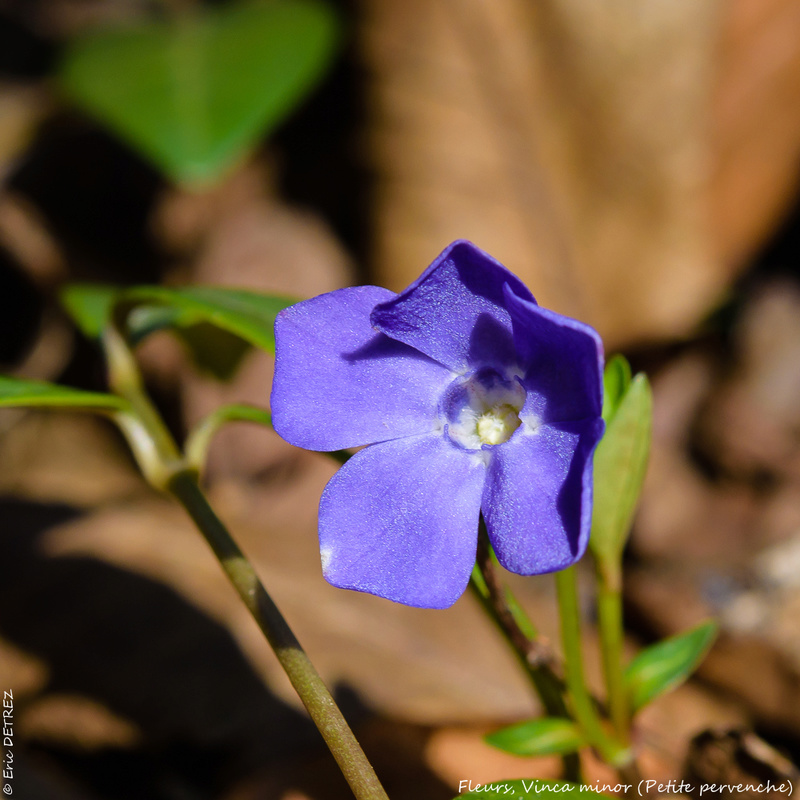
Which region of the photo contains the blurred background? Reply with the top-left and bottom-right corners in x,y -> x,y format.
2,0 -> 800,797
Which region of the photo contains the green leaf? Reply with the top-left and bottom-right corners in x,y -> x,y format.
602,354 -> 632,423
455,779 -> 612,799
62,283 -> 296,379
625,621 -> 718,712
590,370 -> 653,567
0,376 -> 125,412
59,284 -> 190,344
120,286 -> 295,354
126,304 -> 197,343
59,0 -> 339,186
61,284 -> 120,340
485,717 -> 586,757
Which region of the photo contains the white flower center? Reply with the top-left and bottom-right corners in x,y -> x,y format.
446,371 -> 526,450
476,404 -> 522,445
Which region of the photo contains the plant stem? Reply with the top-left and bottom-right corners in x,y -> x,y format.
102,327 -> 388,800
472,525 -> 564,711
184,404 -> 272,476
470,523 -> 581,783
554,567 -> 626,766
103,326 -> 185,487
168,470 -> 389,800
596,565 -> 628,744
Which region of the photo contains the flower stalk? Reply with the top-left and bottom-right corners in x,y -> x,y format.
471,522 -> 565,713
470,522 -> 582,783
167,470 -> 389,800
596,563 -> 629,744
102,325 -> 389,800
554,567 -> 629,768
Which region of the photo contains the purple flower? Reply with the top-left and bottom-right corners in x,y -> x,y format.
271,241 -> 604,609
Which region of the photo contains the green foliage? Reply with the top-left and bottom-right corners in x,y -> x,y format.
60,284 -> 119,340
590,356 -> 653,569
625,621 -> 718,712
601,354 -> 632,423
485,717 -> 585,757
120,286 -> 294,352
455,779 -> 612,799
61,283 -> 197,343
59,0 -> 339,186
0,376 -> 125,412
61,284 -> 296,379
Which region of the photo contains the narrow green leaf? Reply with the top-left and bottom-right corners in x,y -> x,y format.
126,304 -> 197,343
625,621 -> 718,712
590,371 -> 653,566
485,717 -> 585,757
59,0 -> 339,186
62,282 -> 297,378
602,354 -> 632,423
120,286 -> 296,353
0,376 -> 125,412
60,284 -> 120,340
60,284 -> 193,344
456,779 -> 611,799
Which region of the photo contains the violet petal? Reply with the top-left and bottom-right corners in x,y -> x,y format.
319,433 -> 486,608
271,286 -> 452,450
481,418 -> 604,575
503,283 -> 603,424
371,240 -> 534,372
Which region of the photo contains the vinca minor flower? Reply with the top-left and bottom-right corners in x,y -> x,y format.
271,240 -> 604,608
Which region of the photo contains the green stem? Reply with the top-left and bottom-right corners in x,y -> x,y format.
102,327 -> 388,800
596,565 -> 628,744
554,567 -> 626,766
168,470 -> 389,800
470,523 -> 581,783
184,404 -> 272,475
103,326 -> 183,483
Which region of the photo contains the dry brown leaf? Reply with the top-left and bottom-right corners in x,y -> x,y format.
20,694 -> 141,750
362,0 -> 800,348
0,84 -> 47,181
0,412 -> 143,506
711,0 -> 800,268
361,0 -> 718,347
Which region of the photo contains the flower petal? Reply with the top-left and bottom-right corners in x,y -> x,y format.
482,419 -> 604,575
271,286 -> 453,450
371,240 -> 535,372
503,284 -> 603,424
319,433 -> 486,608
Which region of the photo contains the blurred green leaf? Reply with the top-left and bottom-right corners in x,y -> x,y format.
0,376 -> 125,412
61,284 -> 119,340
602,354 -> 632,423
485,717 -> 585,757
456,779 -> 609,799
590,368 -> 652,568
62,283 -> 295,380
174,323 -> 252,380
625,621 -> 718,712
60,284 -> 191,343
59,0 -> 339,186
120,286 -> 295,353
126,304 -> 197,343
